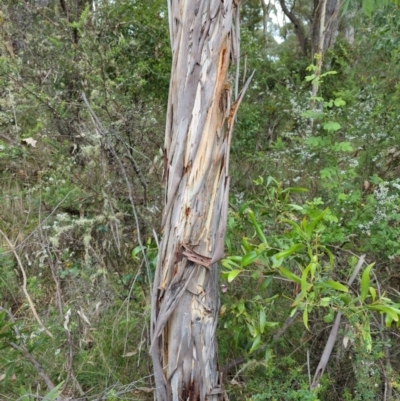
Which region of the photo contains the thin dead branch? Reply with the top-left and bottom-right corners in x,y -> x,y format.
0,229 -> 53,338
310,254 -> 366,389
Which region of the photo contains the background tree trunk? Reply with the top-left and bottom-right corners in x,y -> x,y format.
261,0 -> 272,51
151,1 -> 238,400
278,0 -> 307,56
312,0 -> 340,56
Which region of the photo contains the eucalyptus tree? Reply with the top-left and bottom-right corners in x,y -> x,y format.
150,1 -> 251,400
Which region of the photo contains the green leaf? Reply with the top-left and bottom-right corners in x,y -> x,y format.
361,263 -> 375,301
334,98 -> 346,107
361,321 -> 372,352
265,347 -> 272,362
333,142 -> 354,152
288,203 -> 304,211
362,0 -> 375,16
324,280 -> 349,292
338,293 -> 351,305
368,305 -> 399,321
275,244 -> 303,260
132,246 -> 146,259
323,121 -> 341,132
305,136 -> 324,146
279,267 -> 301,284
241,251 -> 259,267
242,237 -> 253,252
320,167 -> 336,180
306,208 -> 329,237
43,381 -> 65,401
260,277 -> 273,291
282,187 -> 309,193
320,297 -> 331,307
27,338 -> 45,353
227,269 -> 241,283
305,74 -> 316,82
3,362 -> 15,385
323,311 -> 334,323
369,287 -> 377,302
260,310 -> 266,333
303,307 -> 309,330
385,313 -> 394,327
221,258 -> 240,270
319,245 -> 334,267
302,110 -> 325,120
280,219 -> 308,240
292,291 -> 306,307
249,334 -> 262,353
264,294 -> 279,303
247,209 -> 267,243
320,70 -> 337,78
228,256 -> 243,263
301,264 -> 312,295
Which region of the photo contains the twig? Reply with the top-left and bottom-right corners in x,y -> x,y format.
310,254 -> 366,389
372,270 -> 393,401
307,349 -> 311,388
0,229 -> 53,338
0,307 -> 56,392
223,310 -> 300,373
81,92 -> 152,292
1,190 -> 76,255
0,133 -> 18,145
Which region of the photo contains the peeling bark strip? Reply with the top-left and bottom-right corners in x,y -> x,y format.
151,1 -> 240,400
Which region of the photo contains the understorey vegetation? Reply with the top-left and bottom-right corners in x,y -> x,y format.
1,0 -> 400,400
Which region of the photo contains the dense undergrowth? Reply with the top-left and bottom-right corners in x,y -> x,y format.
1,1 -> 400,400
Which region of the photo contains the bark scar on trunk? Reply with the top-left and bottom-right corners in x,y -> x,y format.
181,243 -> 212,268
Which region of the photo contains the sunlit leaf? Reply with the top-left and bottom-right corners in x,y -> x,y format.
259,310 -> 266,333
249,334 -> 262,353
368,305 -> 398,321
227,269 -> 241,283
324,280 -> 348,293
279,267 -> 301,284
303,307 -> 309,330
306,208 -> 328,237
323,121 -> 341,132
361,263 -> 375,301
247,209 -> 267,243
369,287 -> 376,302
241,251 -> 258,267
301,263 -> 312,295
275,244 -> 303,260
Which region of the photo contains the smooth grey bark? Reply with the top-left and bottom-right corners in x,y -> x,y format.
150,1 -> 245,400
311,0 -> 340,56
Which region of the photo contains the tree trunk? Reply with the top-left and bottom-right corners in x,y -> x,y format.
311,0 -> 340,57
151,1 -> 239,400
261,0 -> 271,51
278,0 -> 307,56
310,0 -> 340,102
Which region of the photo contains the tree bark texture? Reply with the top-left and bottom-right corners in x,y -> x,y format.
151,1 -> 239,400
311,0 -> 340,56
